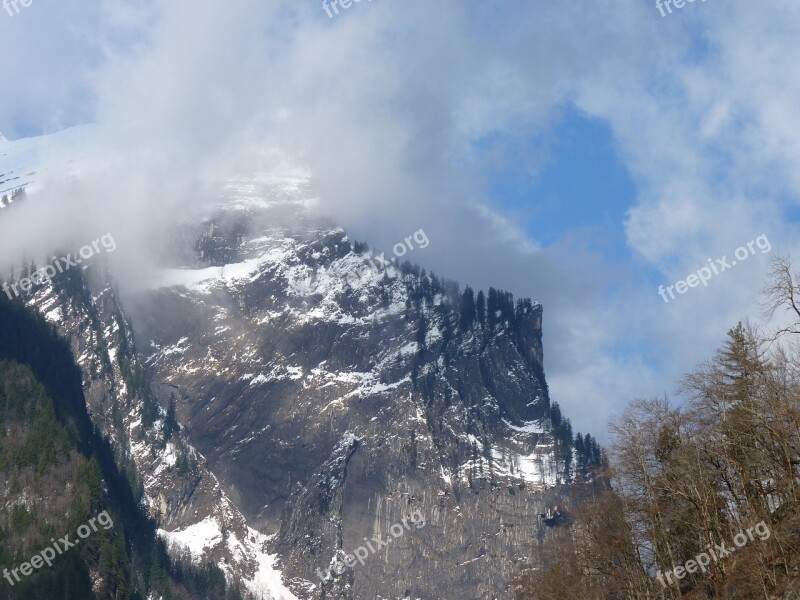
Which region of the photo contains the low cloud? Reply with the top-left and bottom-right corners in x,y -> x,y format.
1,0 -> 799,438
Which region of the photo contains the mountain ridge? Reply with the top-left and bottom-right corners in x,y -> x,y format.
0,128 -> 602,599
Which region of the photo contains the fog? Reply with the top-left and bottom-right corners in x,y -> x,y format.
1,0 -> 799,438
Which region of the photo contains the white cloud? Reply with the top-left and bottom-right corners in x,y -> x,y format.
1,0 -> 799,440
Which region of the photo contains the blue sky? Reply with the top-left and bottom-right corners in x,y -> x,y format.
486,105 -> 637,258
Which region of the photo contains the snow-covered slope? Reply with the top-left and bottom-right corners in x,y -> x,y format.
0,125 -> 95,197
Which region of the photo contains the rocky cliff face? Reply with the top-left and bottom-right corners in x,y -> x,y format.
3,134 -> 580,599
121,182 -> 571,599
22,243 -> 297,599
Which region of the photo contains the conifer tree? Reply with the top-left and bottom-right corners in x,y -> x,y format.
476,290 -> 486,326
460,286 -> 476,331
487,287 -> 498,331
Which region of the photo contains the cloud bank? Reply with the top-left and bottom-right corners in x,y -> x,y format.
1,0 -> 799,438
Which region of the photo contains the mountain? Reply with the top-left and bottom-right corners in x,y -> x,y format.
0,129 -> 602,600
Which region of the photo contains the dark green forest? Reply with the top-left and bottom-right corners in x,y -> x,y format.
0,293 -> 246,600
